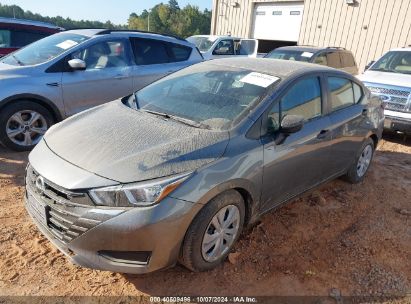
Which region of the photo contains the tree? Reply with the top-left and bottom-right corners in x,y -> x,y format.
0,3 -> 126,29
127,0 -> 211,37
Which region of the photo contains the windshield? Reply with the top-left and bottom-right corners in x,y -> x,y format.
132,64 -> 279,130
1,33 -> 89,66
187,36 -> 217,52
370,51 -> 411,74
265,50 -> 313,62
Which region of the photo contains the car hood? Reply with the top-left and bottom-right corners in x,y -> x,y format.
43,100 -> 230,184
358,70 -> 411,88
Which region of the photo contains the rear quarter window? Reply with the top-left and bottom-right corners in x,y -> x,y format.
341,52 -> 356,68
168,43 -> 192,62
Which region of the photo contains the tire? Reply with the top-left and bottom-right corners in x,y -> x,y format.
179,190 -> 245,272
343,138 -> 375,184
0,101 -> 54,152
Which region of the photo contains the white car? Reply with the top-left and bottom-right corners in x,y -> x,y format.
358,48 -> 411,134
187,35 -> 259,60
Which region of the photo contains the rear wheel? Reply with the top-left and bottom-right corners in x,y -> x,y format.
179,190 -> 245,272
0,101 -> 54,151
344,138 -> 375,184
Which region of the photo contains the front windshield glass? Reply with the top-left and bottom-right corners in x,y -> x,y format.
370,51 -> 411,74
265,50 -> 312,62
187,36 -> 217,52
1,33 -> 89,66
133,64 -> 279,130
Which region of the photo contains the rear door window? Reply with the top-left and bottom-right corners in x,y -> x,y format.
326,52 -> 342,69
328,77 -> 357,111
130,38 -> 169,65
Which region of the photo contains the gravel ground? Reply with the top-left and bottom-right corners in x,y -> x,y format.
0,134 -> 410,301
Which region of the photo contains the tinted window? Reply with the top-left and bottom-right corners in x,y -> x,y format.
281,77 -> 322,121
213,39 -> 234,55
0,30 -> 11,47
326,52 -> 342,68
328,77 -> 355,111
341,52 -> 355,67
265,50 -> 312,62
11,30 -> 48,47
72,40 -> 130,69
131,38 -> 169,65
313,53 -> 328,66
168,43 -> 191,62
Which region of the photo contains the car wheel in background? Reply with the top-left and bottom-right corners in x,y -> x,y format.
0,101 -> 54,151
344,138 -> 375,184
179,190 -> 245,272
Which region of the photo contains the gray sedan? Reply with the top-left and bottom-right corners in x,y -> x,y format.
25,58 -> 384,273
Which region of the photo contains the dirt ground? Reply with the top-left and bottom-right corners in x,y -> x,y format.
0,134 -> 410,300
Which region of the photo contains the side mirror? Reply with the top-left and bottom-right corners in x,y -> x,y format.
213,46 -> 230,55
68,59 -> 86,71
365,60 -> 375,70
280,114 -> 304,134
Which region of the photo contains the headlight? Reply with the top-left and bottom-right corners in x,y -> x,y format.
89,172 -> 192,207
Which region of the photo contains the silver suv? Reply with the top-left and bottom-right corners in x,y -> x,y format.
0,29 -> 202,151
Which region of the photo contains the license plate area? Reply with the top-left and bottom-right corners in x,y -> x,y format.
27,192 -> 50,227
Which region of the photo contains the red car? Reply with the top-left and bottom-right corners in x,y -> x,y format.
0,17 -> 62,57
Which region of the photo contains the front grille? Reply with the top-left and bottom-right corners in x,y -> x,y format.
366,84 -> 411,113
25,165 -> 110,244
368,86 -> 410,98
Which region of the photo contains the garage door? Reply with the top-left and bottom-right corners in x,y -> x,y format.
252,2 -> 304,42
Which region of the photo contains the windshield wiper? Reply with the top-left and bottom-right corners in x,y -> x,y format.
12,54 -> 24,66
141,109 -> 210,129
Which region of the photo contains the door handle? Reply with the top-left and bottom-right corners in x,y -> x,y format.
317,129 -> 330,140
114,74 -> 127,80
46,82 -> 60,87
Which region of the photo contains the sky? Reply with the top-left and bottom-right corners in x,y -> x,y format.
0,0 -> 212,24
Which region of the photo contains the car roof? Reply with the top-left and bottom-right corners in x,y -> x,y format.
274,45 -> 350,54
388,47 -> 411,52
189,35 -> 241,40
0,17 -> 63,30
199,57 -> 341,79
64,29 -> 192,46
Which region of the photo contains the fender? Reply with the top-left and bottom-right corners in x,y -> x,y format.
175,177 -> 261,225
0,93 -> 64,122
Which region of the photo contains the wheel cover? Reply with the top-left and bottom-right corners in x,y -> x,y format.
201,204 -> 241,262
356,144 -> 373,177
6,110 -> 48,147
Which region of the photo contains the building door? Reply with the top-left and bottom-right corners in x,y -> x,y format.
252,2 -> 304,42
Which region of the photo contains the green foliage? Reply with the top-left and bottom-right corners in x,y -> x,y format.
0,3 -> 126,29
128,0 -> 211,38
0,1 -> 211,37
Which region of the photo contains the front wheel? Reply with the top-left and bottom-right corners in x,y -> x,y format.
344,138 -> 375,184
179,190 -> 245,272
0,101 -> 54,151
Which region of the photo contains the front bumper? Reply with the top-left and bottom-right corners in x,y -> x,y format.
384,110 -> 411,133
25,169 -> 202,274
